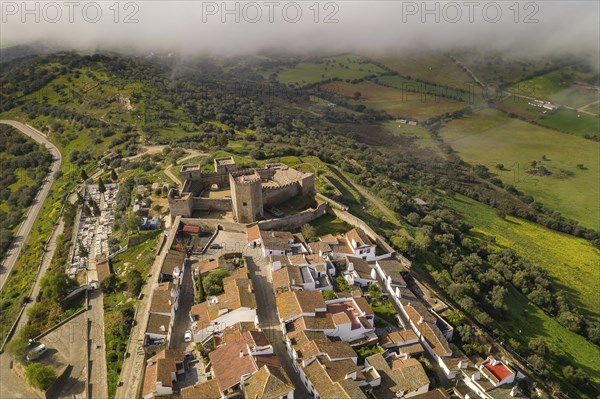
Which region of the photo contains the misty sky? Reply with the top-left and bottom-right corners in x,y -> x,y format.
1,1 -> 599,62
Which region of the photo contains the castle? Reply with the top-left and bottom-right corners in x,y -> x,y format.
168,157 -> 315,223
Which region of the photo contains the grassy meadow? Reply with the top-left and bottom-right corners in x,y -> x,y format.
321,81 -> 468,121
509,65 -> 599,108
277,54 -> 386,86
439,109 -> 599,229
444,194 -> 600,321
371,53 -> 474,86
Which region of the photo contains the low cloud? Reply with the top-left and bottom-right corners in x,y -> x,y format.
1,1 -> 598,65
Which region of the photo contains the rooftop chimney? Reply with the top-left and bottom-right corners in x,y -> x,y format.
239,350 -> 244,358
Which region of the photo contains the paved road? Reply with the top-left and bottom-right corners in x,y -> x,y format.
0,120 -> 62,291
88,289 -> 108,399
115,218 -> 180,399
246,255 -> 311,399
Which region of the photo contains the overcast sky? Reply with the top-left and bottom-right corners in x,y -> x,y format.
1,1 -> 598,64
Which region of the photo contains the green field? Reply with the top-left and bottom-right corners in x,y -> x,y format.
509,66 -> 598,108
442,194 -> 600,395
322,81 -> 467,122
440,109 -> 599,229
538,109 -> 599,138
381,120 -> 440,153
502,285 -> 600,396
277,55 -> 386,86
444,194 -> 600,321
371,53 -> 474,86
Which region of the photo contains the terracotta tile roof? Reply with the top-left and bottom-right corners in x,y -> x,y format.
96,257 -> 111,283
181,380 -> 221,399
276,290 -> 326,321
376,259 -> 407,286
209,336 -> 257,391
272,266 -> 304,294
309,241 -> 332,254
161,250 -> 186,276
338,378 -> 368,399
149,283 -> 176,314
243,365 -> 294,399
221,322 -> 258,344
352,296 -> 374,315
193,258 -> 219,275
306,254 -> 326,265
302,356 -> 365,399
331,239 -> 354,255
297,335 -> 356,361
288,254 -> 307,265
286,329 -> 327,350
142,350 -> 183,397
190,268 -> 256,330
319,234 -> 339,245
324,355 -> 364,382
261,230 -> 294,251
346,228 -> 373,247
247,224 -> 262,242
146,313 -> 171,335
416,322 -> 451,357
398,342 -> 425,356
270,255 -> 290,267
332,311 -> 352,326
366,354 -> 429,398
210,330 -> 279,393
403,302 -> 436,325
410,388 -> 450,399
346,256 -> 375,279
480,356 -> 515,382
378,330 -> 418,347
294,313 -> 335,331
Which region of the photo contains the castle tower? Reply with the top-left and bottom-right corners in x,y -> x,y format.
229,171 -> 264,223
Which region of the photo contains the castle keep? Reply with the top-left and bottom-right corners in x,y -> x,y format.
168,157 -> 315,223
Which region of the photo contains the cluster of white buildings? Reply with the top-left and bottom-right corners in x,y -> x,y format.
69,183 -> 118,276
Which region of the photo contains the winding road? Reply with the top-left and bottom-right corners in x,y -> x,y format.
0,120 -> 62,291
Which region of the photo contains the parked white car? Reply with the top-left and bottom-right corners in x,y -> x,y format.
184,330 -> 192,342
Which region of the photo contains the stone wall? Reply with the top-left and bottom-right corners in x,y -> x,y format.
258,203 -> 328,230
180,218 -> 247,233
191,197 -> 232,212
262,183 -> 301,207
167,189 -> 193,217
329,208 -> 396,254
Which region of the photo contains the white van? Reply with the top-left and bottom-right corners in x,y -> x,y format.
26,344 -> 47,361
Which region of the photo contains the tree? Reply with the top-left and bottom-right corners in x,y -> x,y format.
126,214 -> 142,234
456,324 -> 474,343
336,275 -> 349,292
40,272 -> 76,305
100,274 -> 120,294
368,284 -> 382,303
322,290 -> 337,301
80,169 -> 88,181
563,365 -> 589,385
301,224 -> 316,241
126,270 -> 143,296
496,164 -> 504,171
528,337 -> 548,358
26,363 -> 57,390
98,177 -> 106,199
110,169 -> 118,181
203,269 -> 230,296
5,334 -> 29,363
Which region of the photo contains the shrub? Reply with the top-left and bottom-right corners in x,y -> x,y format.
26,363 -> 57,390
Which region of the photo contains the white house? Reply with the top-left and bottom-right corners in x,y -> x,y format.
142,350 -> 184,398
344,256 -> 378,287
